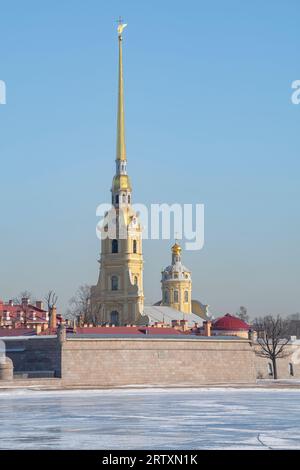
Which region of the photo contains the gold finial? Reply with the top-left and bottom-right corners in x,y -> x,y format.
116,17 -> 127,162
172,241 -> 182,256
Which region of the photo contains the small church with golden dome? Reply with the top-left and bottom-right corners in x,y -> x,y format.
90,22 -> 211,327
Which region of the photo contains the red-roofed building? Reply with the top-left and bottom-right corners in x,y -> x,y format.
0,297 -> 49,333
212,313 -> 251,338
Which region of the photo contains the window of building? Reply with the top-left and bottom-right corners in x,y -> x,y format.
115,195 -> 119,205
174,290 -> 179,303
112,239 -> 118,253
174,273 -> 178,279
267,363 -> 273,377
110,310 -> 119,326
164,290 -> 169,304
134,276 -> 138,286
184,290 -> 189,302
289,363 -> 294,376
128,195 -> 131,204
111,275 -> 119,291
133,240 -> 137,253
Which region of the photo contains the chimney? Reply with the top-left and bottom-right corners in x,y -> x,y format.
203,320 -> 212,337
8,300 -> 14,306
180,319 -> 189,332
50,305 -> 57,329
35,301 -> 43,310
22,297 -> 29,307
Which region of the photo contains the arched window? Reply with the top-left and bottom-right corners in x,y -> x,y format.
164,290 -> 169,304
289,363 -> 294,376
174,290 -> 179,303
134,276 -> 138,286
110,310 -> 119,326
111,275 -> 118,291
112,239 -> 118,253
115,195 -> 119,205
133,240 -> 137,253
184,290 -> 189,302
128,195 -> 131,204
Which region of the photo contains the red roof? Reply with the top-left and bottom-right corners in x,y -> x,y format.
74,326 -> 184,336
213,313 -> 250,331
75,327 -> 142,335
0,301 -> 48,322
140,327 -> 182,335
0,328 -> 36,337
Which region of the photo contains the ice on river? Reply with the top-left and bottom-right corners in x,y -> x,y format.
0,387 -> 300,449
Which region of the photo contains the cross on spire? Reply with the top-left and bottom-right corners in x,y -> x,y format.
116,16 -> 127,37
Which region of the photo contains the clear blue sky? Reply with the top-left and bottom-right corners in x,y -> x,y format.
0,0 -> 299,317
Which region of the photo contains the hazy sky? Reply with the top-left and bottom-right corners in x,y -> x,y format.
0,0 -> 299,318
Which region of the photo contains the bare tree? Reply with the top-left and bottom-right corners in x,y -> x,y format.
236,306 -> 250,323
66,285 -> 93,325
12,291 -> 35,305
44,290 -> 58,326
44,290 -> 58,312
253,315 -> 290,379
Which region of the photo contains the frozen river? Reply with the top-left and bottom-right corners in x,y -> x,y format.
0,387 -> 300,449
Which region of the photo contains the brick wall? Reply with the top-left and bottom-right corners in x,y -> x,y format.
254,344 -> 300,379
3,337 -> 61,377
61,338 -> 257,386
3,335 -> 300,386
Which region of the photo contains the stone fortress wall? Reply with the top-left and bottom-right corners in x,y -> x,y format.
60,337 -> 256,386
1,334 -> 300,386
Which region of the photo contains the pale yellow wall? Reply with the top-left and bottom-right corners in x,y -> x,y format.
91,208 -> 144,325
212,329 -> 249,339
161,279 -> 192,314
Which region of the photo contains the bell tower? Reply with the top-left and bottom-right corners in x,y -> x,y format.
90,21 -> 144,325
161,242 -> 192,314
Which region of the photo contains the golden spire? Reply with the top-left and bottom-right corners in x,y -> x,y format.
116,18 -> 127,162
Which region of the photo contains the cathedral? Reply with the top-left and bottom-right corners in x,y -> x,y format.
90,22 -> 210,326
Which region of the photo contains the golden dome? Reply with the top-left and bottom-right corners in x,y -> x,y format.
112,174 -> 132,192
171,242 -> 182,255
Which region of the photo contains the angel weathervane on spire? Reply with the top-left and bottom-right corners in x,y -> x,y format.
117,16 -> 127,37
